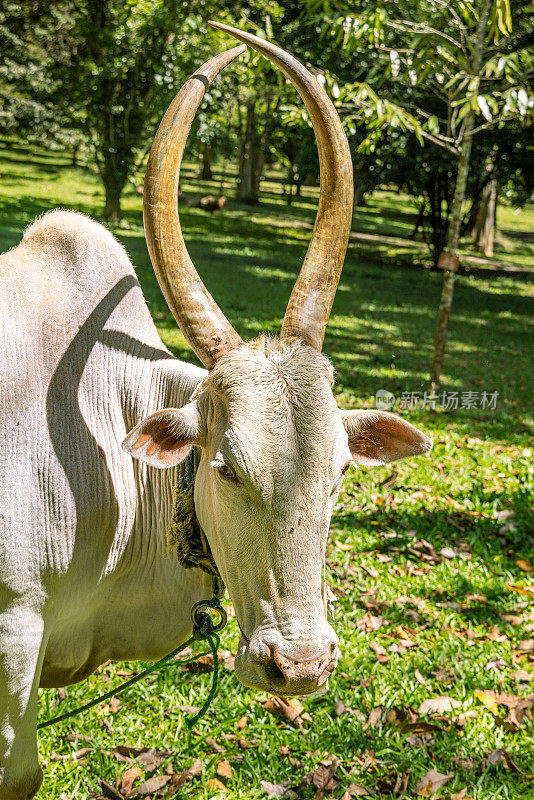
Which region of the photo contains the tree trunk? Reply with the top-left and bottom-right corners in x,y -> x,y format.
198,142 -> 213,181
354,179 -> 367,207
237,95 -> 279,204
71,141 -> 80,167
237,99 -> 261,204
429,0 -> 493,393
473,177 -> 496,256
410,203 -> 425,240
102,148 -> 128,224
100,119 -> 130,224
103,181 -> 123,224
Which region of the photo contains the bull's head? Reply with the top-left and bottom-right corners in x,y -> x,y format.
123,23 -> 432,696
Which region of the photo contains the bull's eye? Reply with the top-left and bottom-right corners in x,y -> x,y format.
341,460 -> 352,476
215,461 -> 236,481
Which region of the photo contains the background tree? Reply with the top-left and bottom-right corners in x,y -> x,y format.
38,2 -> 257,223
229,14 -> 290,204
0,3 -> 68,144
305,0 -> 532,391
62,2 -> 214,223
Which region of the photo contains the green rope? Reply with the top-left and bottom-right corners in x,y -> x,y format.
185,631 -> 220,730
37,597 -> 225,732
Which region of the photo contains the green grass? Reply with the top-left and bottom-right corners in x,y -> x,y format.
1,141 -> 533,800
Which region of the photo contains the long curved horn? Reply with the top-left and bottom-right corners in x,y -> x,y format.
144,45 -> 246,369
209,21 -> 353,351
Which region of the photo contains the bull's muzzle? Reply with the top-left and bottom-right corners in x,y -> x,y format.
237,627 -> 339,696
269,644 -> 338,695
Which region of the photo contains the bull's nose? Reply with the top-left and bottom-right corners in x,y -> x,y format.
252,641 -> 339,695
274,645 -> 337,686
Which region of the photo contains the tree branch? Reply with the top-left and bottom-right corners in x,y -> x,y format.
386,20 -> 464,51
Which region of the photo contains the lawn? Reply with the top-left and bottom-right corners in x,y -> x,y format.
1,140 -> 533,800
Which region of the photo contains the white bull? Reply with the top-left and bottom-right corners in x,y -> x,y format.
0,23 -> 432,800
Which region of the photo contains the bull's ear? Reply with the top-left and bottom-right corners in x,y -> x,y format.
122,403 -> 200,469
342,410 -> 432,467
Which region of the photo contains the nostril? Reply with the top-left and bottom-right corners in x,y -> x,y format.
251,641 -> 274,664
264,660 -> 286,685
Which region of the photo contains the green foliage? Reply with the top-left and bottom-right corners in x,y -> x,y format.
0,3 -> 56,139
305,0 -> 532,148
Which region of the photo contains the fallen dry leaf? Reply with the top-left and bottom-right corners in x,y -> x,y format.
261,779 -> 297,799
207,777 -> 228,792
450,790 -> 470,800
501,613 -> 524,626
64,733 -> 93,745
481,748 -> 507,770
120,765 -> 142,796
415,769 -> 453,796
488,627 -> 508,643
205,737 -> 226,754
342,784 -> 372,797
357,612 -> 382,632
360,563 -> 379,578
369,641 -> 389,663
222,651 -> 236,671
480,747 -> 534,776
395,625 -> 416,646
112,746 -> 167,769
98,779 -> 123,800
453,756 -> 475,771
501,752 -> 534,778
135,748 -> 171,772
516,558 -> 533,573
109,697 -> 121,714
475,690 -> 500,715
484,658 -> 506,671
73,747 -> 92,761
414,669 -> 429,688
100,718 -> 114,736
432,667 -> 454,684
394,772 -> 410,794
453,709 -> 478,726
260,697 -> 311,729
507,705 -> 524,727
237,715 -> 248,730
365,707 -> 383,729
510,669 -> 532,683
479,689 -> 534,709
400,720 -> 446,735
507,583 -> 534,596
418,696 -> 460,715
172,704 -> 199,715
238,736 -> 258,750
311,758 -> 340,790
171,757 -> 202,790
440,547 -> 460,559
334,700 -> 347,716
129,775 -> 170,798
216,761 -> 233,781
518,639 -> 534,652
